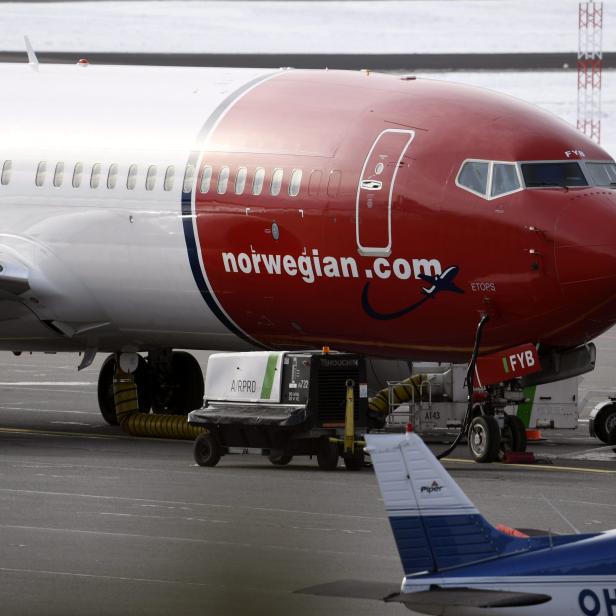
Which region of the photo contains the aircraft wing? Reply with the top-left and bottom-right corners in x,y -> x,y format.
296,579 -> 399,601
388,587 -> 552,609
297,580 -> 552,609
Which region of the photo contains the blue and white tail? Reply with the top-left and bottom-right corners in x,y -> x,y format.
365,431 -> 530,576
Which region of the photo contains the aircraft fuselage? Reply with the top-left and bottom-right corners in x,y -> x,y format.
0,63 -> 615,360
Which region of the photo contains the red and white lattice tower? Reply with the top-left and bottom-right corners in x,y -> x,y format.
577,1 -> 603,144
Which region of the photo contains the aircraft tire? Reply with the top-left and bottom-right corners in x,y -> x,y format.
164,351 -> 204,415
193,432 -> 222,467
97,354 -> 151,425
503,414 -> 527,452
593,404 -> 616,444
317,439 -> 340,470
468,415 -> 501,463
268,453 -> 293,466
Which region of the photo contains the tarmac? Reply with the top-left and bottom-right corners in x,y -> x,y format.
0,341 -> 615,616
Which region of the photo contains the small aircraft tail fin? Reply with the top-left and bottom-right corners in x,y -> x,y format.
365,430 -> 531,575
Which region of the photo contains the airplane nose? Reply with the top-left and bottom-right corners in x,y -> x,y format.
555,193 -> 616,317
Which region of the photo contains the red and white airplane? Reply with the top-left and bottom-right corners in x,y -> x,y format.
0,52 -> 615,422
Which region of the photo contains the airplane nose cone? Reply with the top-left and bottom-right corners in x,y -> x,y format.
555,193 -> 616,320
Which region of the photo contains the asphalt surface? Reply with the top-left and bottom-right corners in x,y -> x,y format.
0,346 -> 615,616
2,51 -> 616,70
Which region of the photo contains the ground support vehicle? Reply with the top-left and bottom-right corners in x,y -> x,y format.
383,364 -> 580,462
188,351 -> 369,470
382,363 -> 525,462
589,397 -> 616,444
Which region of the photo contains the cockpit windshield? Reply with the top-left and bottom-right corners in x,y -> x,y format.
456,160 -> 521,200
585,162 -> 616,187
456,158 -> 615,201
521,162 -> 588,188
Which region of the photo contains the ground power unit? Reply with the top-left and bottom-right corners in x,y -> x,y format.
188,351 -> 371,470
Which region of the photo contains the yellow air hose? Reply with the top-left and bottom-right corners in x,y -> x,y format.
368,373 -> 427,417
113,366 -> 206,440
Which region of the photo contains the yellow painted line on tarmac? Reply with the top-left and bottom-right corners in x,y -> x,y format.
1,426 -> 615,474
0,426 -> 127,440
445,457 -> 616,475
0,426 -> 171,442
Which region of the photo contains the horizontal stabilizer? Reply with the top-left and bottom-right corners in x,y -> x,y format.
296,579 -> 399,601
391,587 -> 552,609
297,580 -> 551,609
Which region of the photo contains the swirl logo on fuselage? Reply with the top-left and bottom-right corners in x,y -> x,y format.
361,265 -> 464,321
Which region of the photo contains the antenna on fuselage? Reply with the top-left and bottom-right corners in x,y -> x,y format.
24,36 -> 39,70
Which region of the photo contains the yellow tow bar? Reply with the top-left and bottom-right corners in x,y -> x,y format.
329,379 -> 365,453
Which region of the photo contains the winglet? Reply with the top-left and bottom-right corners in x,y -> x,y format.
24,36 -> 39,70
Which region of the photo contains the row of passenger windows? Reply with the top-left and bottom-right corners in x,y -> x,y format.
4,157 -> 615,199
199,166 -> 302,197
0,161 -> 306,198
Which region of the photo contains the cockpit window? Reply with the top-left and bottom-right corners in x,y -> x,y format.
521,162 -> 588,188
457,161 -> 489,196
491,163 -> 520,197
457,160 -> 522,200
585,162 -> 616,187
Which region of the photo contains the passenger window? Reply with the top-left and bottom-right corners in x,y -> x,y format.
164,166 -> 175,191
1,160 -> 12,186
327,170 -> 341,197
252,167 -> 265,195
270,168 -> 283,196
491,163 -> 520,197
35,161 -> 47,187
521,162 -> 588,188
217,167 -> 229,194
53,162 -> 64,188
107,164 -> 119,189
308,169 -> 322,196
145,165 -> 157,191
200,165 -> 212,193
457,161 -> 489,196
289,169 -> 302,197
182,165 -> 195,193
235,167 -> 247,195
127,164 -> 138,190
72,162 -> 84,188
585,162 -> 616,186
90,163 -> 102,189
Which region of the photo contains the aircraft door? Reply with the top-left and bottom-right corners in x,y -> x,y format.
356,129 -> 415,256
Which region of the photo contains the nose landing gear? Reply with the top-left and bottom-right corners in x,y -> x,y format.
467,410 -> 527,463
97,350 -> 204,425
433,313 -> 535,463
468,415 -> 501,463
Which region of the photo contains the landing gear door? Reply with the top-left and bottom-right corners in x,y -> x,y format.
356,129 -> 415,256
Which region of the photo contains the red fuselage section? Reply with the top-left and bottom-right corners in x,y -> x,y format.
188,71 -> 616,360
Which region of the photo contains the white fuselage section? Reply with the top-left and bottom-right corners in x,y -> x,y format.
0,63 -> 274,352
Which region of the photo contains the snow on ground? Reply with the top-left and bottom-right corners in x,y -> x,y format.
0,1 -> 614,54
416,70 -> 616,158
